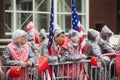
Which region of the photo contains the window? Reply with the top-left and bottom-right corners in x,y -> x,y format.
5,0 -> 89,33
95,23 -> 103,32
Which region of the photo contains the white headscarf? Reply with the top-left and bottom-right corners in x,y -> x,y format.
12,29 -> 27,42
101,25 -> 114,36
54,24 -> 64,37
39,29 -> 47,39
87,29 -> 100,41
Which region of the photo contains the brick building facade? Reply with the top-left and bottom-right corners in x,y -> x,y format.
90,0 -> 118,33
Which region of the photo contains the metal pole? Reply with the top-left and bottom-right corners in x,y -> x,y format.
54,0 -> 57,26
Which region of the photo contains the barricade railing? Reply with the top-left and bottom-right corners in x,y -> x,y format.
0,64 -> 40,80
0,59 -> 108,80
90,59 -> 107,80
49,60 -> 90,80
108,54 -> 120,80
45,59 -> 107,80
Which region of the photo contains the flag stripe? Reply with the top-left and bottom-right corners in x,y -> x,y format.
78,22 -> 83,31
80,36 -> 86,48
79,30 -> 84,37
82,44 -> 87,54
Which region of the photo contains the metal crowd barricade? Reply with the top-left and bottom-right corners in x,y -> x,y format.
0,59 -> 108,80
90,59 -> 107,80
0,65 -> 39,80
49,60 -> 91,80
48,59 -> 107,80
108,54 -> 120,80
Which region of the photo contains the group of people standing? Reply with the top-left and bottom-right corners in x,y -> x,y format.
1,23 -> 119,80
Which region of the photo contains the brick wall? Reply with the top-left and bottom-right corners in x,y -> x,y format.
90,0 -> 117,33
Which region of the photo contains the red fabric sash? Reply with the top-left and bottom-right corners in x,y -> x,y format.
49,37 -> 76,56
7,42 -> 29,62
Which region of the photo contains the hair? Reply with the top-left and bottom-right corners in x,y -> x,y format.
55,32 -> 64,37
68,32 -> 77,38
87,29 -> 99,41
39,34 -> 46,40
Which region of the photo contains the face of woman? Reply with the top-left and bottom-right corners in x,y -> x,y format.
105,34 -> 111,41
71,33 -> 79,43
18,35 -> 27,45
54,33 -> 65,45
95,35 -> 100,43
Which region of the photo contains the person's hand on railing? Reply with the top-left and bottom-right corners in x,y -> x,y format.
20,61 -> 27,68
58,54 -> 62,58
27,61 -> 33,67
33,46 -> 39,50
81,54 -> 88,59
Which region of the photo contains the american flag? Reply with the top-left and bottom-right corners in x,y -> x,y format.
72,0 -> 87,54
48,0 -> 54,51
72,0 -> 89,80
47,0 -> 54,80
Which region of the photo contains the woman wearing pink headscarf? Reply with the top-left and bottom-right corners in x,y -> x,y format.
2,29 -> 35,80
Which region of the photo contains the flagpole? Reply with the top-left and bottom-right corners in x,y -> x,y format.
54,0 -> 57,26
86,0 -> 89,33
71,0 -> 72,29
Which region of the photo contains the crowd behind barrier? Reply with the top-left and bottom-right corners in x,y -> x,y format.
1,23 -> 120,80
